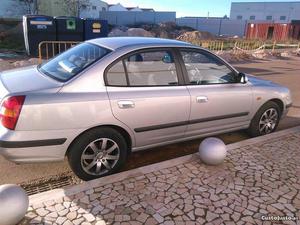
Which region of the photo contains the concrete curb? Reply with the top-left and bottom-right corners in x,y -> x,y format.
29,126 -> 300,205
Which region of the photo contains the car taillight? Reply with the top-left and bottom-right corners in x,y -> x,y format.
0,96 -> 25,130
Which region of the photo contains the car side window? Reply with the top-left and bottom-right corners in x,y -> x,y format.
106,61 -> 127,86
124,50 -> 178,86
180,50 -> 237,85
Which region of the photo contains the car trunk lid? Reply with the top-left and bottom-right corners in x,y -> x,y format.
0,65 -> 63,100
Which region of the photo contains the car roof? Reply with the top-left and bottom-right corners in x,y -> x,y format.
88,37 -> 193,50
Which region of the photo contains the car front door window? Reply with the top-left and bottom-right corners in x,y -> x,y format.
180,50 -> 237,85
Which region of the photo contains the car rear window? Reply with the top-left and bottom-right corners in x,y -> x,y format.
39,43 -> 110,82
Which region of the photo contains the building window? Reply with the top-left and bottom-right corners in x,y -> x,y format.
249,15 -> 255,20
102,7 -> 106,11
266,16 -> 272,20
81,5 -> 87,10
280,16 -> 286,21
92,6 -> 97,10
237,15 -> 243,20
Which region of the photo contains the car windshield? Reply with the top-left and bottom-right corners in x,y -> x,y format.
39,43 -> 110,82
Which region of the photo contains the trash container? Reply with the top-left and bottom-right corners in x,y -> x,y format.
55,17 -> 84,41
84,19 -> 108,40
23,15 -> 56,56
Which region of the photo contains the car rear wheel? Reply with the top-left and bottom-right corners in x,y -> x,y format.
248,101 -> 281,137
67,127 -> 128,181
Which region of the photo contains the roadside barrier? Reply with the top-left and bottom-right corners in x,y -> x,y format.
197,40 -> 300,53
38,41 -> 80,63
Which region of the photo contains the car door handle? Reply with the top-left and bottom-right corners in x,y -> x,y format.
196,96 -> 208,103
118,100 -> 135,109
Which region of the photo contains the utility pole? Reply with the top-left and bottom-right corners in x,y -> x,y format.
77,0 -> 80,17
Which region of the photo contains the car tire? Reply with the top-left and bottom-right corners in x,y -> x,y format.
248,101 -> 281,137
67,127 -> 128,181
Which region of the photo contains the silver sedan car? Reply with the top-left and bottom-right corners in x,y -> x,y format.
0,37 -> 292,180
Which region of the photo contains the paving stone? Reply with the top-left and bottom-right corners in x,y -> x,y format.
194,208 -> 205,217
83,213 -> 96,222
206,211 -> 219,222
73,218 -> 85,225
63,202 -> 71,209
95,221 -> 106,225
136,213 -> 149,223
66,211 -> 77,221
62,220 -> 73,225
26,212 -> 37,219
36,208 -> 49,217
153,213 -> 164,223
58,209 -> 69,216
54,204 -> 65,212
56,217 -> 67,225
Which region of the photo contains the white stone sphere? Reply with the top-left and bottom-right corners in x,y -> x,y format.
199,137 -> 227,165
0,184 -> 29,225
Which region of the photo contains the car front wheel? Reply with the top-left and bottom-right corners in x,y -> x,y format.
67,127 -> 128,181
248,101 -> 281,137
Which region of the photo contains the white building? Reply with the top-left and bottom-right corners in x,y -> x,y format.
230,1 -> 300,22
80,0 -> 108,18
108,3 -> 128,11
108,3 -> 154,12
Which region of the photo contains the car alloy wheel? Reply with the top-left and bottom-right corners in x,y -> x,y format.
258,108 -> 278,135
81,138 -> 120,176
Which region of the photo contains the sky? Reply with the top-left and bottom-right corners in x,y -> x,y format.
105,0 -> 300,17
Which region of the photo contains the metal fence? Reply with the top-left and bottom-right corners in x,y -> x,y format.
193,40 -> 300,53
38,41 -> 80,63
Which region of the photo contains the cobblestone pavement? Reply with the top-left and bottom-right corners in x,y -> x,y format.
19,130 -> 300,225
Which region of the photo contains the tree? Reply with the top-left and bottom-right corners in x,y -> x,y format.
56,0 -> 91,17
21,0 -> 39,14
9,0 -> 39,16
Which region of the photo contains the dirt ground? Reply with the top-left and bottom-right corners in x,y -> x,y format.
0,56 -> 299,187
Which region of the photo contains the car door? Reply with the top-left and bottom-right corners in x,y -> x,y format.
105,48 -> 190,148
177,48 -> 253,137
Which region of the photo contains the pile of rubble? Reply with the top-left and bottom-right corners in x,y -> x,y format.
108,27 -> 153,37
0,58 -> 39,71
108,22 -> 203,39
176,31 -> 215,42
216,51 -> 254,63
215,49 -> 299,63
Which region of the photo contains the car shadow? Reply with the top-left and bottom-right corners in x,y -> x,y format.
124,130 -> 250,171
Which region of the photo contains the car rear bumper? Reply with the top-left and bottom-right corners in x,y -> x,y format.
0,127 -> 83,163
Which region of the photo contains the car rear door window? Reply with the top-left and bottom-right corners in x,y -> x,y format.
106,61 -> 127,86
180,50 -> 237,85
124,50 -> 178,86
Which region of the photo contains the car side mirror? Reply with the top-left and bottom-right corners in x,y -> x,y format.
238,72 -> 248,84
162,55 -> 173,63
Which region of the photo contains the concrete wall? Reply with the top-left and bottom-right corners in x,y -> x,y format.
176,17 -> 247,37
99,11 -> 176,26
230,2 -> 300,22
